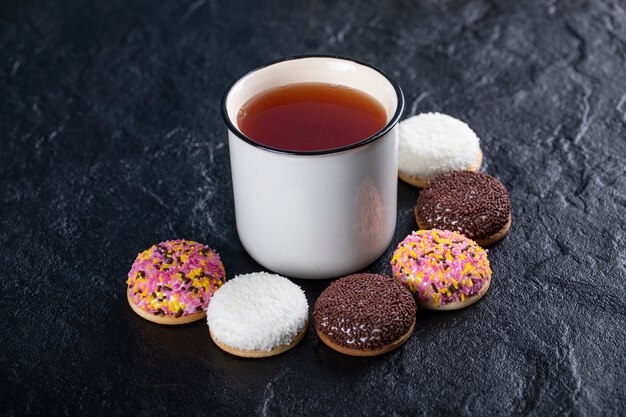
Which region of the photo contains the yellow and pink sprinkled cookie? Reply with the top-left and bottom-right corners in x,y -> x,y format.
391,229 -> 491,310
126,239 -> 225,325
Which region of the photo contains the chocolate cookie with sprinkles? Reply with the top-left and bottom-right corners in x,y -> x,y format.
126,239 -> 226,325
415,171 -> 511,246
313,274 -> 416,356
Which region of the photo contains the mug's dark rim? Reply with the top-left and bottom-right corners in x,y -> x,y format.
220,54 -> 405,156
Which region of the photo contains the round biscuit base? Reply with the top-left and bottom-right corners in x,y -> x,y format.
399,148 -> 483,188
315,319 -> 415,357
417,277 -> 491,311
209,321 -> 308,358
415,210 -> 511,247
127,289 -> 206,325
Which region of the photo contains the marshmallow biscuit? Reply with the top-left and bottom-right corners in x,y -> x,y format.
207,272 -> 309,358
398,112 -> 482,187
313,273 -> 416,356
126,239 -> 225,325
391,229 -> 492,310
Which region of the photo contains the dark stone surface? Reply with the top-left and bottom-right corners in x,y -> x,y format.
1,0 -> 625,415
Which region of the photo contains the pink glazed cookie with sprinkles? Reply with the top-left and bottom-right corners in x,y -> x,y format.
127,239 -> 225,325
391,230 -> 491,310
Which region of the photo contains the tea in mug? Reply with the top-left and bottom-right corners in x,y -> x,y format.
237,83 -> 387,152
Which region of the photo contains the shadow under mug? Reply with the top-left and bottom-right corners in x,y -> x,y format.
222,55 -> 404,279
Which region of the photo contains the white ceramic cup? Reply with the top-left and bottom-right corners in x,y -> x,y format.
222,55 -> 404,279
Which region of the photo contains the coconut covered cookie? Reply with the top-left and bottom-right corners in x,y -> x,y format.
207,272 -> 309,358
398,112 -> 482,187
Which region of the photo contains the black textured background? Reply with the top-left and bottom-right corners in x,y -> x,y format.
1,0 -> 625,416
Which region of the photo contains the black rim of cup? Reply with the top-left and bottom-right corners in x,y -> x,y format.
221,54 -> 405,156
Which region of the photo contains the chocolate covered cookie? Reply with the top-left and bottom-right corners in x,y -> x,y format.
415,171 -> 511,246
313,273 -> 416,356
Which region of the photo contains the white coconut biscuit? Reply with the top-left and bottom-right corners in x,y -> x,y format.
207,272 -> 308,358
398,112 -> 483,188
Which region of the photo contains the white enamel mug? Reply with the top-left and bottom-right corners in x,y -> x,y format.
222,55 -> 404,279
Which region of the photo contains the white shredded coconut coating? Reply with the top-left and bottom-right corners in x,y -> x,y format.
398,112 -> 480,179
207,272 -> 308,351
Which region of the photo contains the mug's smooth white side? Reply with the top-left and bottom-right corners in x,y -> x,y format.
225,57 -> 401,279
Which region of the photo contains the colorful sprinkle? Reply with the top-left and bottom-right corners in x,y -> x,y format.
127,239 -> 225,317
390,229 -> 491,306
